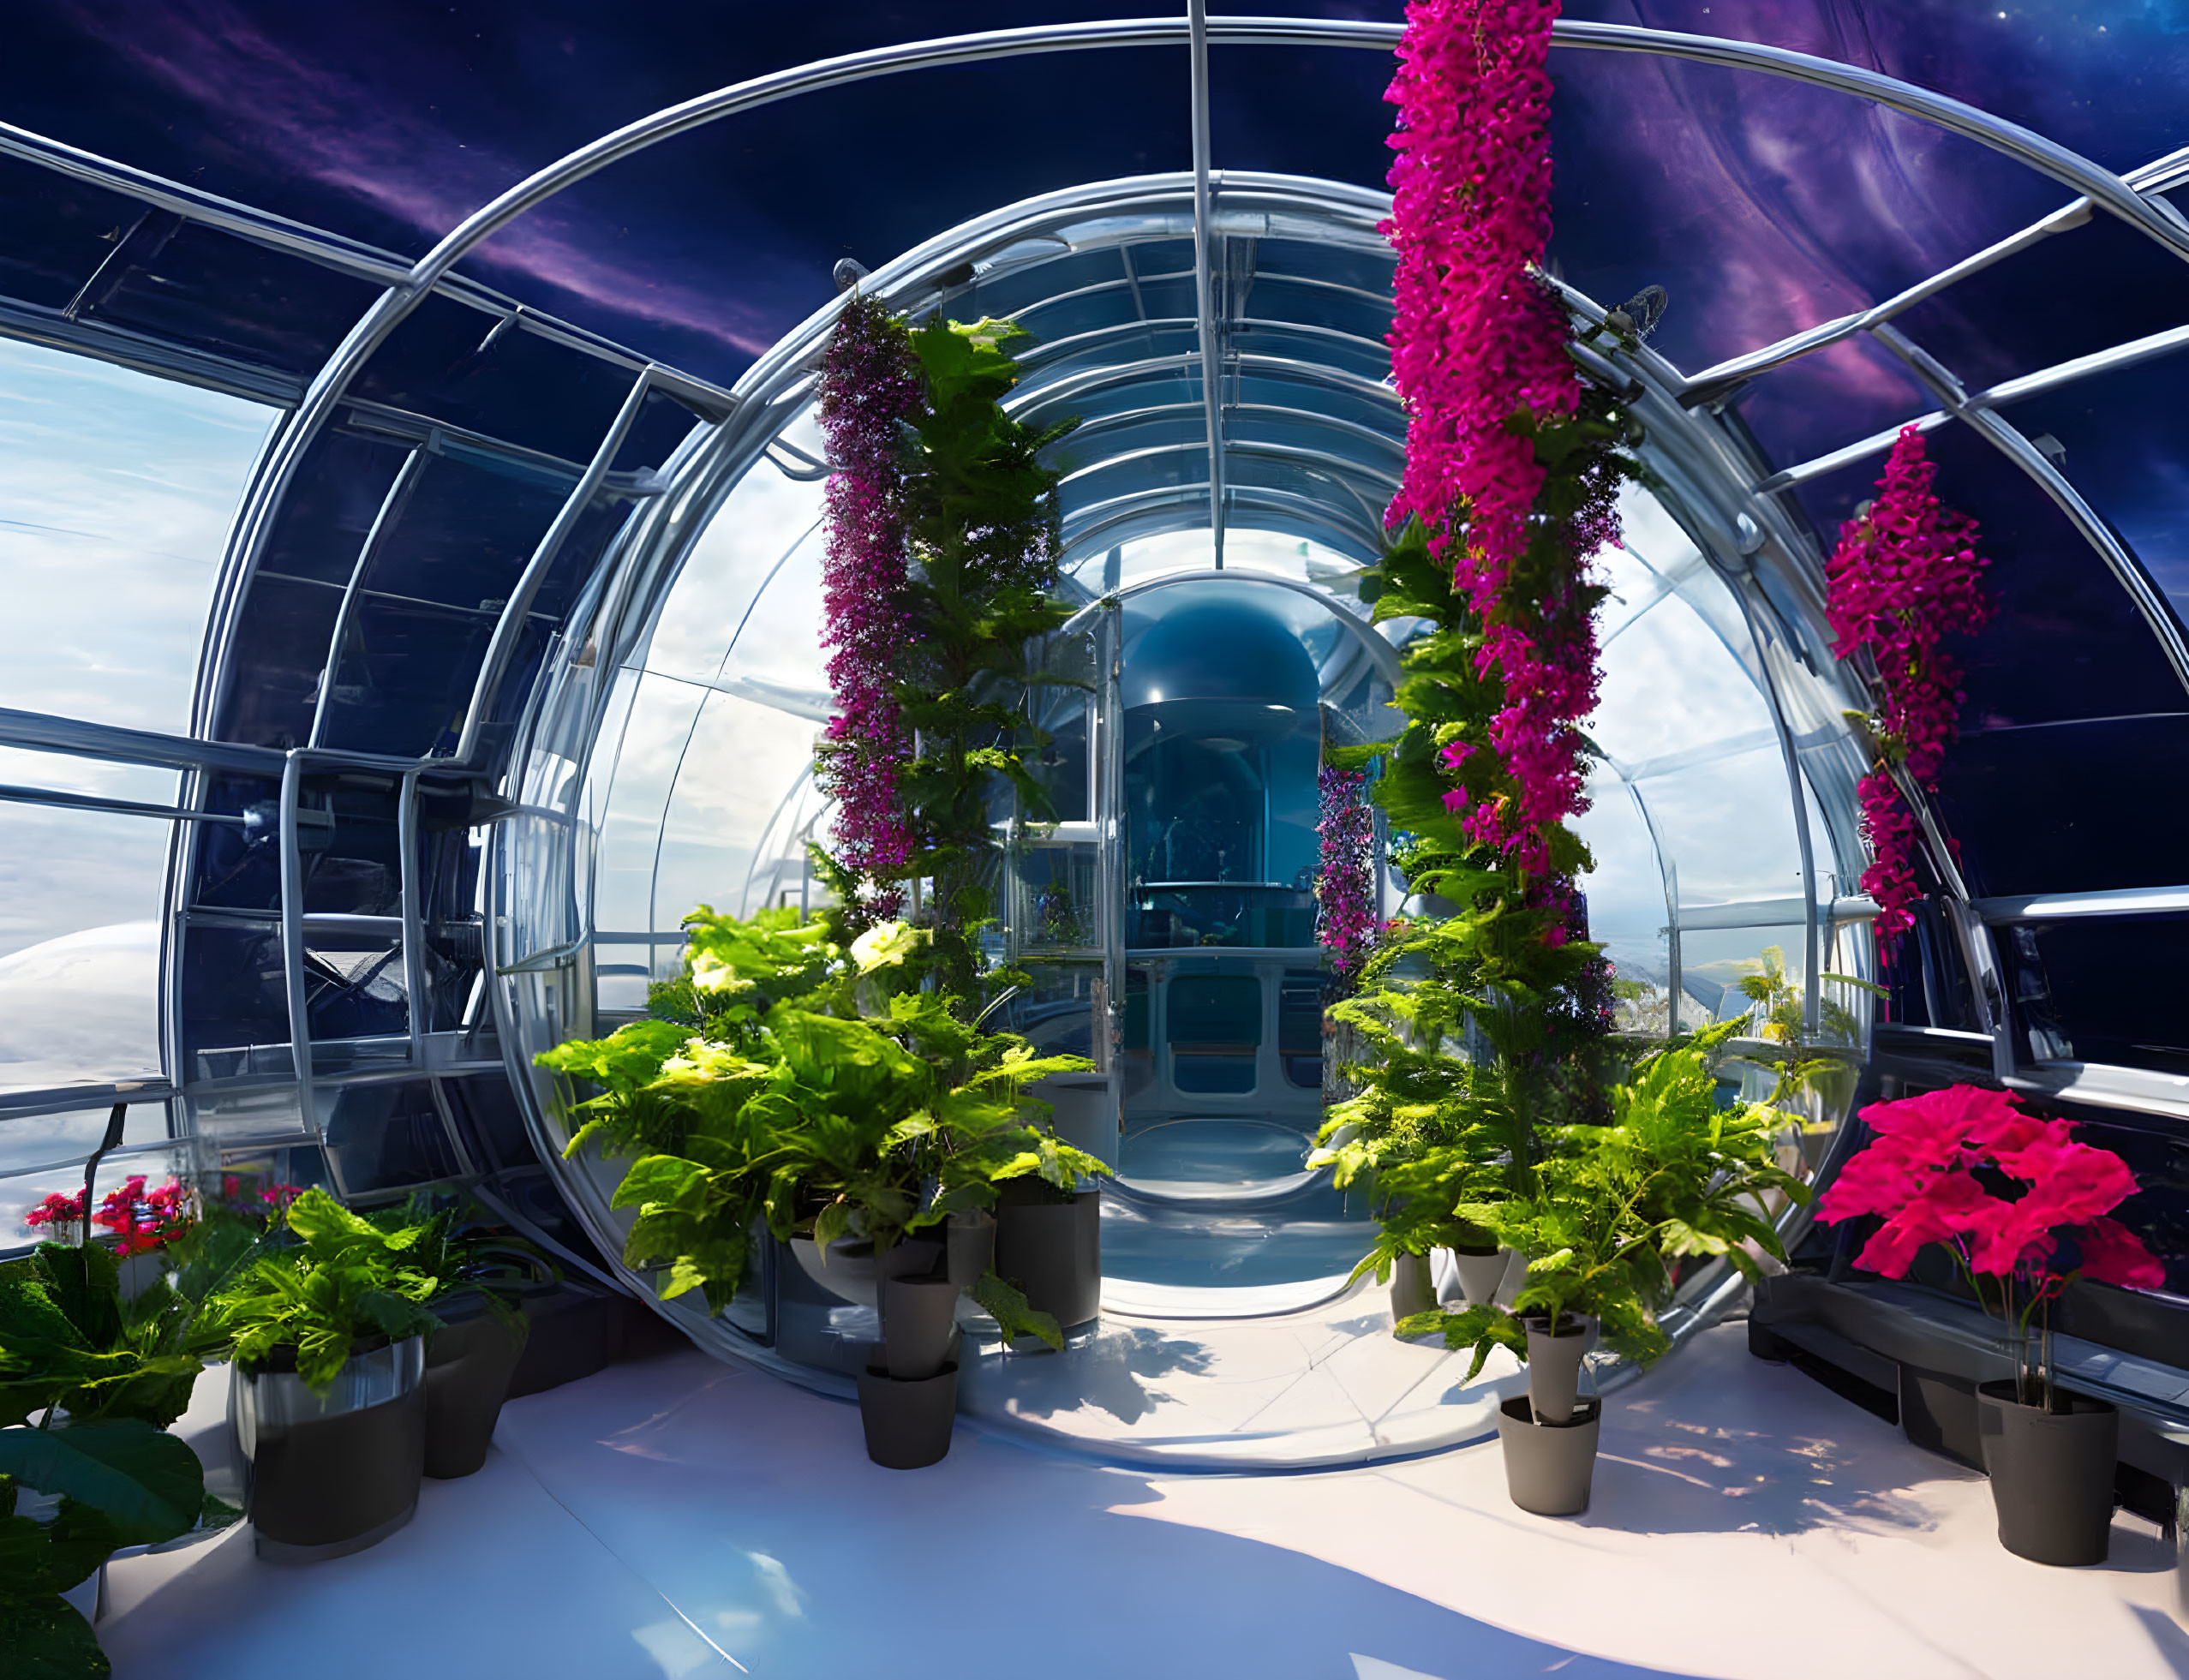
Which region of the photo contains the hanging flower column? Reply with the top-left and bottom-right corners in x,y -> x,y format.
1824,426 -> 1993,959
1381,0 -> 1620,877
814,295 -> 924,923
1316,766 -> 1379,981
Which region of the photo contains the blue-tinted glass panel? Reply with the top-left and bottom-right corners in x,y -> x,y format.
609,389 -> 704,475
82,223 -> 384,374
359,451 -> 564,612
216,573 -> 341,750
2004,915 -> 2189,1074
1994,346 -> 2189,629
326,1081 -> 459,1196
0,153 -> 145,309
180,924 -> 288,1067
189,773 -> 284,914
260,425 -> 410,587
317,596 -> 492,756
1892,210 -> 2189,397
350,292 -> 641,465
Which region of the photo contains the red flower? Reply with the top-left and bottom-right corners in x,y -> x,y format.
1819,1083 -> 2162,1293
2077,1218 -> 2166,1292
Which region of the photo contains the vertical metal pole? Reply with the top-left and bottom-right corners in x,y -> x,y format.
1187,0 -> 1225,570
278,751 -> 318,1135
398,768 -> 427,1063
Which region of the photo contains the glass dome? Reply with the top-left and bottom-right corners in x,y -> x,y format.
3,10 -> 2186,1398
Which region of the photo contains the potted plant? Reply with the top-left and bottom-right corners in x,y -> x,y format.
541,906 -> 1104,1469
1409,1026 -> 1805,1515
374,1200 -> 553,1480
1,1222 -> 251,1678
1816,1083 -> 2162,1565
200,1189 -> 443,1560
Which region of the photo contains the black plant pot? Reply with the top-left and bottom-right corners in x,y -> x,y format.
881,1275 -> 960,1380
1976,1379 -> 2119,1565
424,1295 -> 528,1480
994,1184 -> 1101,1330
234,1335 -> 427,1562
857,1359 -> 959,1469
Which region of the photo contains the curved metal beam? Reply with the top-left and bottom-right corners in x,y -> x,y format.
217,15 -> 2186,746
1057,565 -> 1403,688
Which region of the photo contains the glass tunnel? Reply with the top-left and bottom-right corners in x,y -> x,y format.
7,9 -> 2189,1658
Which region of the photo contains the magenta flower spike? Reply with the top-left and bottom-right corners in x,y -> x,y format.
1382,0 -> 1615,880
1317,766 -> 1379,978
1825,426 -> 1993,960
815,294 -> 925,921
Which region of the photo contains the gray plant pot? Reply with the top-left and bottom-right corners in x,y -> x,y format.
1497,1395 -> 1601,1516
857,1359 -> 959,1469
1390,1252 -> 1436,1324
947,1210 -> 996,1289
233,1335 -> 426,1562
1522,1315 -> 1592,1424
881,1275 -> 960,1380
1449,1246 -> 1510,1307
1976,1380 -> 2119,1565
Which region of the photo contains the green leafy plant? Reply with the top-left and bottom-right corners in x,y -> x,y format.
201,1191 -> 444,1396
540,906 -> 1105,1344
1403,1023 -> 1811,1375
1,1239 -> 248,1679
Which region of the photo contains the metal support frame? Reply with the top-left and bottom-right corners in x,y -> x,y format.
307,444 -> 432,750
455,369 -> 656,763
1186,0 -> 1226,567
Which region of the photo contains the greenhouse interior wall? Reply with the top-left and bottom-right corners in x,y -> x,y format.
3,5 -> 2189,1677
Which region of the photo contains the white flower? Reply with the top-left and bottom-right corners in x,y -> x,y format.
849,920 -> 924,973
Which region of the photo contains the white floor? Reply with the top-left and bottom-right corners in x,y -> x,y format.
95,1322 -> 2189,1680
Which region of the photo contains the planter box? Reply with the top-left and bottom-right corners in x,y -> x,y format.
995,1182 -> 1101,1331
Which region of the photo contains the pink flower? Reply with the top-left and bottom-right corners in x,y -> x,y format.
1316,767 -> 1379,978
1825,428 -> 1992,963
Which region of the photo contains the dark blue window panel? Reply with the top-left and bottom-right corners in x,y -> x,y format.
216,573 -> 342,750
300,775 -> 403,918
81,223 -> 383,374
260,425 -> 411,587
1727,336 -> 1933,477
350,290 -> 640,465
361,451 -> 565,612
304,936 -> 409,1042
191,773 -> 284,913
609,389 -> 704,475
317,596 -> 492,757
180,924 -> 289,1058
442,1073 -> 537,1175
1792,422 -> 2187,732
2003,914 -> 2189,1076
1893,209 -> 2189,397
529,493 -> 630,624
1994,348 -> 2189,631
1879,899 -> 1983,1032
326,1082 -> 459,1195
1241,275 -> 1392,341
0,152 -> 143,309
1932,715 -> 2189,898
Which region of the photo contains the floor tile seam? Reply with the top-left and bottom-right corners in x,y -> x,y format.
1222,1363 -> 1375,1437
490,1425 -> 752,1674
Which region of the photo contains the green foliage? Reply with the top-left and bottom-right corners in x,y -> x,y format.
540,905 -> 1104,1317
1406,1024 -> 1811,1378
0,1234 -> 251,1679
819,314 -> 1080,1010
968,1269 -> 1064,1353
200,1190 -> 443,1396
1725,944 -> 1879,1120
